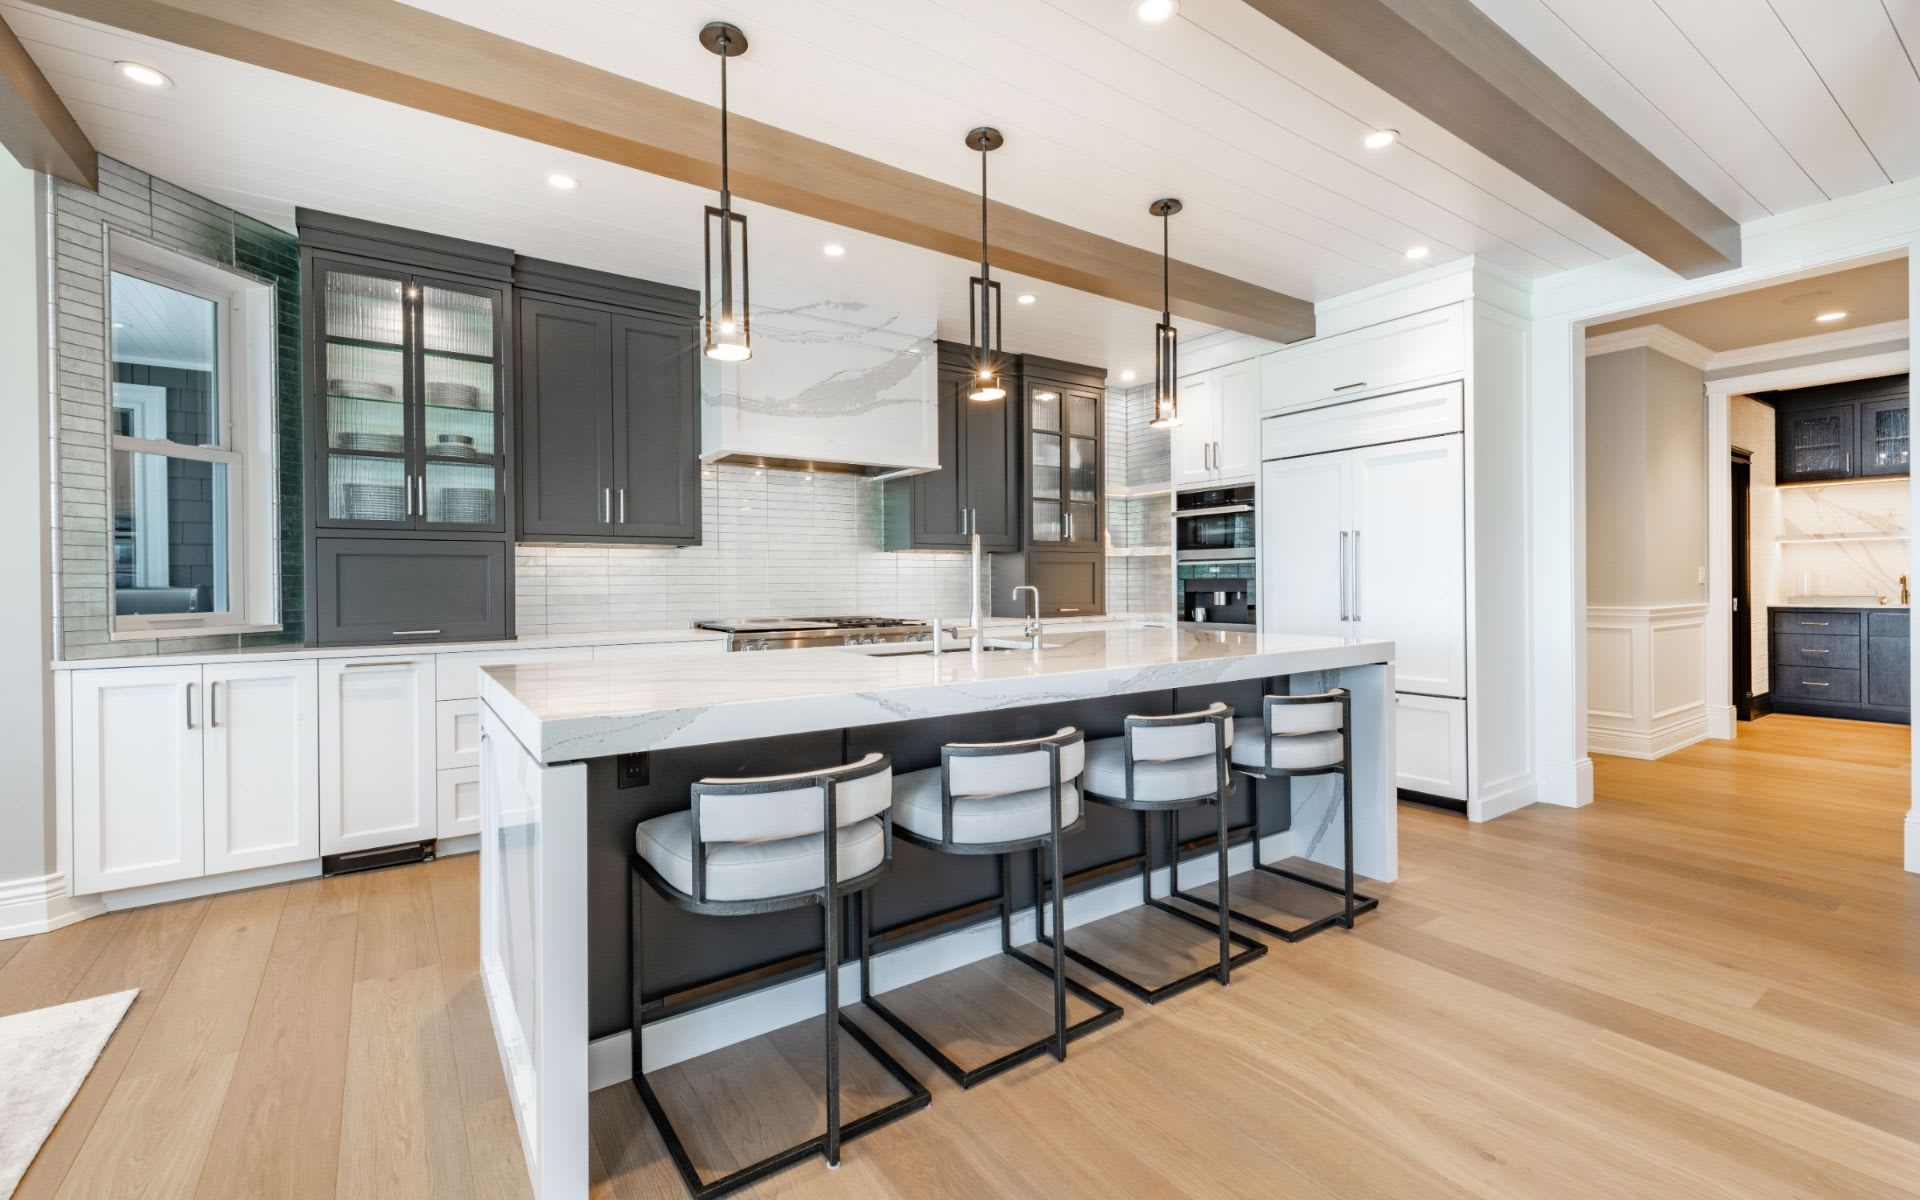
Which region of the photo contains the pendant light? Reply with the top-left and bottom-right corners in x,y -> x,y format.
965,126 -> 1006,401
700,22 -> 751,362
1147,198 -> 1182,429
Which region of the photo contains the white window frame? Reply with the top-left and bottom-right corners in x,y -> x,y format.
106,232 -> 281,638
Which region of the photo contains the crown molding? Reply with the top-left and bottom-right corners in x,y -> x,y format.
1583,324 -> 1714,369
1704,319 -> 1908,372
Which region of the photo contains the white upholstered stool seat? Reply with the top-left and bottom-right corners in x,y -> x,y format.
635,812 -> 887,902
1230,726 -> 1345,772
893,767 -> 1083,844
1083,735 -> 1223,803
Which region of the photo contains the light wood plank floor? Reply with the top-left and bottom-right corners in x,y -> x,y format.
6,714 -> 1916,1198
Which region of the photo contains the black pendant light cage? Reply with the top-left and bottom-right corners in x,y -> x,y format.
967,127 -> 1006,401
702,22 -> 752,362
1149,198 -> 1182,429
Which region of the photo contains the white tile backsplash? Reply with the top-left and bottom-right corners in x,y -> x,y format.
514,464 -> 975,634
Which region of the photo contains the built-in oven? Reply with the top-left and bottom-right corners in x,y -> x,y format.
1175,485 -> 1256,630
1175,484 -> 1255,560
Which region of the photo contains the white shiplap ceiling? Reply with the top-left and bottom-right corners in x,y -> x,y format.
6,0 -> 1917,362
1466,0 -> 1920,219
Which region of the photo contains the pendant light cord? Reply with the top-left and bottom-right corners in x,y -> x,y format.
719,36 -> 731,210
1161,209 -> 1170,321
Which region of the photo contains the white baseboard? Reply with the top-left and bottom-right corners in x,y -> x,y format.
587,829 -> 1301,1091
1468,776 -> 1537,823
436,834 -> 479,857
1589,709 -> 1709,760
1706,704 -> 1737,740
0,872 -> 103,942
99,859 -> 321,912
1532,757 -> 1594,809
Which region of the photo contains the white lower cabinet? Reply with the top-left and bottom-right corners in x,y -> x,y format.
204,661 -> 320,874
438,765 -> 481,839
1395,694 -> 1467,801
71,666 -> 205,894
319,656 -> 436,856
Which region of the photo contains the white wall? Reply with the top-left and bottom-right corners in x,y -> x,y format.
0,158 -> 54,889
1729,395 -> 1777,695
1584,346 -> 1708,609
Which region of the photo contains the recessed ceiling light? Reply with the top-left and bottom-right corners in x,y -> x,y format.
1119,369 -> 1138,383
546,173 -> 579,191
116,61 -> 172,89
1363,129 -> 1398,150
1016,293 -> 1037,305
1405,245 -> 1430,260
1814,310 -> 1849,323
823,243 -> 846,257
1135,0 -> 1178,23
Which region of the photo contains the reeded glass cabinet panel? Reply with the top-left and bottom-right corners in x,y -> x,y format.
1782,405 -> 1855,482
1026,383 -> 1100,546
313,262 -> 504,531
1862,398 -> 1910,477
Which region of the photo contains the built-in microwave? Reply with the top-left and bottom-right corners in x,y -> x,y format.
1175,484 -> 1255,561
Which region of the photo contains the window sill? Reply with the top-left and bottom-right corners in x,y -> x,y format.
111,622 -> 285,641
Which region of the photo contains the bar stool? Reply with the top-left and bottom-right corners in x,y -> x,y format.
860,728 -> 1123,1088
1171,688 -> 1378,941
629,752 -> 931,1198
1052,701 -> 1267,1003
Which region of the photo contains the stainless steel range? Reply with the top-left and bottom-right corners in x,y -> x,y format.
694,616 -> 935,652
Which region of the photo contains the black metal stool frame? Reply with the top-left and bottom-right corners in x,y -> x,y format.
859,728 -> 1123,1089
1169,688 -> 1379,942
1042,703 -> 1267,1004
630,753 -> 931,1200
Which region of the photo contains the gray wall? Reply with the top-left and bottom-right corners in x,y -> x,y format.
0,159 -> 53,884
1585,347 -> 1708,608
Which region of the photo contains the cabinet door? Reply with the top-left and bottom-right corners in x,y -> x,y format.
319,657 -> 436,855
314,260 -> 414,530
1172,371 -> 1218,489
438,767 -> 482,840
518,298 -> 614,538
415,277 -> 508,533
1213,359 -> 1259,483
1859,397 -> 1910,478
613,312 -> 702,543
1027,550 -> 1105,617
71,666 -> 204,893
1061,389 -> 1101,547
1351,434 -> 1466,698
312,537 -> 509,645
966,376 -> 1022,552
1779,402 -> 1857,482
1259,453 -> 1349,638
204,660 -> 319,875
1868,631 -> 1910,709
902,372 -> 970,548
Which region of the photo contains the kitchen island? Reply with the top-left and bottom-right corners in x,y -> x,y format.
477,626 -> 1396,1199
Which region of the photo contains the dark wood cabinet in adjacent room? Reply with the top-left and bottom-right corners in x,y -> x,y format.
513,259 -> 701,546
1769,606 -> 1910,724
991,355 -> 1108,618
883,341 -> 1021,552
1771,374 -> 1909,484
297,209 -> 517,645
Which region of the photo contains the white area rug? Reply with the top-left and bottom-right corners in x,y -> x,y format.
0,989 -> 137,1199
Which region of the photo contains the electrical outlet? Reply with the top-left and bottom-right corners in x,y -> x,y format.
617,753 -> 649,789
1697,565 -> 1706,585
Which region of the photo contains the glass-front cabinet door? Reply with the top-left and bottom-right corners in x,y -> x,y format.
313,259 -> 504,531
1028,384 -> 1100,546
1781,403 -> 1855,483
1860,397 -> 1910,478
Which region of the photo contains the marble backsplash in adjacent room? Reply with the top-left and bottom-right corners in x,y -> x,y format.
1776,479 -> 1910,604
515,464 -> 975,635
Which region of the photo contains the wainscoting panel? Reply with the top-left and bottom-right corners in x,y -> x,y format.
1588,605 -> 1709,759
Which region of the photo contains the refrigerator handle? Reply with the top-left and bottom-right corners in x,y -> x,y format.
1351,529 -> 1361,623
1338,530 -> 1349,622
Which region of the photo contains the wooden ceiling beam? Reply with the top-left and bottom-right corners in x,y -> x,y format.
25,0 -> 1315,341
0,10 -> 95,187
1244,0 -> 1741,278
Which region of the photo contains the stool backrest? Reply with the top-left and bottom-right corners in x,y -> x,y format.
691,752 -> 892,844
943,727 -> 1085,796
1264,688 -> 1349,736
1126,701 -> 1234,762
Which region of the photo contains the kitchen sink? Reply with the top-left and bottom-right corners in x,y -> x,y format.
860,639 -> 1059,656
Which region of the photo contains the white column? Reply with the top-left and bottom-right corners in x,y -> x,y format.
1528,316 -> 1594,808
1907,243 -> 1920,875
0,159 -> 62,940
1703,388 -> 1736,740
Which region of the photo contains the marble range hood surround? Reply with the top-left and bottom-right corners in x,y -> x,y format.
702,298 -> 939,477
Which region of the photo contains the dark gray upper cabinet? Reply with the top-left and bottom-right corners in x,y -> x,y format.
1771,374 -> 1908,484
1019,358 -> 1104,550
297,208 -> 517,646
884,342 -> 1020,552
512,259 -> 701,546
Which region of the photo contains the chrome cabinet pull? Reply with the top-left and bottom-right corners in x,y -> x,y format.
185,682 -> 196,730
1800,620 -> 1829,626
618,488 -> 627,524
347,658 -> 419,668
1352,529 -> 1362,622
392,629 -> 441,637
210,681 -> 220,728
1806,680 -> 1830,688
1803,648 -> 1829,655
1060,607 -> 1080,613
1334,381 -> 1367,392
403,474 -> 414,517
602,488 -> 612,524
1338,531 -> 1349,622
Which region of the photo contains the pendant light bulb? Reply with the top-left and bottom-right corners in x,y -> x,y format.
701,23 -> 753,363
964,126 -> 1005,402
1147,198 -> 1183,430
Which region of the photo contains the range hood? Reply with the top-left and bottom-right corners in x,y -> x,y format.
702,300 -> 939,478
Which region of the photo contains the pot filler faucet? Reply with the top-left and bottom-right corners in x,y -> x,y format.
1012,585 -> 1042,646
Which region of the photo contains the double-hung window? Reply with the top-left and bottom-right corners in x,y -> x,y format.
106,233 -> 280,637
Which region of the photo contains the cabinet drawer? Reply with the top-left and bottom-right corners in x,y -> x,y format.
438,767 -> 481,840
436,646 -> 595,700
1261,305 -> 1464,415
1771,610 -> 1860,636
1262,381 -> 1463,461
1772,633 -> 1859,669
1395,693 -> 1466,801
1869,611 -> 1910,638
437,698 -> 482,771
1774,665 -> 1861,703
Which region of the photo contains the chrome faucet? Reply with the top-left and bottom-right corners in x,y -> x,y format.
1012,585 -> 1041,647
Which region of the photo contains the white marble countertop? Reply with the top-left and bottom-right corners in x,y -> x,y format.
480,627 -> 1395,764
51,626 -> 727,671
